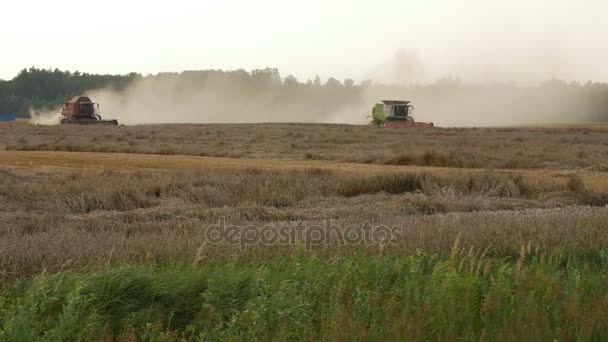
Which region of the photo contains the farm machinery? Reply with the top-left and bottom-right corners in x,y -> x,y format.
60,96 -> 118,125
370,100 -> 433,128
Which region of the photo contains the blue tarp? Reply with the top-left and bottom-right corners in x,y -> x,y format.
0,114 -> 16,122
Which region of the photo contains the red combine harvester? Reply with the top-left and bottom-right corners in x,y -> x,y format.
370,100 -> 433,128
60,96 -> 118,125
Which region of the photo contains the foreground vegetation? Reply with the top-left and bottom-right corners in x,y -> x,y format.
2,250 -> 608,341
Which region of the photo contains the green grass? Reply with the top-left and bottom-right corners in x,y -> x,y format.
2,249 -> 608,341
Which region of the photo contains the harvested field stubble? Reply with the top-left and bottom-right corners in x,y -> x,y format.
3,122 -> 608,170
1,167 -> 607,279
0,167 -> 596,215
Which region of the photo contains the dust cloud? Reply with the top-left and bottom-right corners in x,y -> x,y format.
85,72 -> 367,126
360,82 -> 573,127
29,109 -> 62,125
80,70 -> 606,128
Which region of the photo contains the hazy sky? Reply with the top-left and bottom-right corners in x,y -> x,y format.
2,0 -> 607,83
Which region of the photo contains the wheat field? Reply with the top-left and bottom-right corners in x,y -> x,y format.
2,121 -> 608,170
1,122 -> 608,339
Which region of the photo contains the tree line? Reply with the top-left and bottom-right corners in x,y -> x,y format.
0,68 -> 139,116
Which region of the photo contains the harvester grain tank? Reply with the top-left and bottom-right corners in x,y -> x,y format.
60,96 -> 118,125
370,100 -> 433,128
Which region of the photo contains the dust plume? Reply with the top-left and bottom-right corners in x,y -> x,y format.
361,79 -> 608,127
85,70 -> 366,125
25,65 -> 607,128
77,69 -> 607,128
29,108 -> 61,125
351,0 -> 608,126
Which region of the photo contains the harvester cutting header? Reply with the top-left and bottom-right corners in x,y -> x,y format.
60,96 -> 118,125
370,100 -> 433,128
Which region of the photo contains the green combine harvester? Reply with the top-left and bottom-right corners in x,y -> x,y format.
370,100 -> 434,128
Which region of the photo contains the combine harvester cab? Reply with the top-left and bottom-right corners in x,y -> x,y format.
60,96 -> 118,125
370,100 -> 433,128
